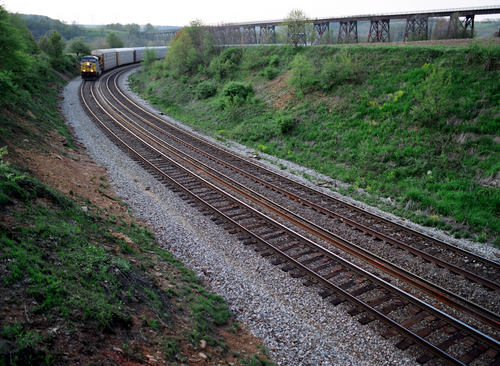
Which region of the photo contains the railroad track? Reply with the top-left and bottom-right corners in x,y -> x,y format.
80,66 -> 500,365
102,66 -> 500,328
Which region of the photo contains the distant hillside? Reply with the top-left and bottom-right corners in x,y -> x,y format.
21,14 -> 84,39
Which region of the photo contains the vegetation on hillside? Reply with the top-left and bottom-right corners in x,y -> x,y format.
1,5 -> 274,364
130,21 -> 500,246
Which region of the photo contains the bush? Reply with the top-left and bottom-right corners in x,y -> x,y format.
221,81 -> 253,103
288,53 -> 315,96
50,53 -> 78,73
263,66 -> 279,80
319,51 -> 364,91
195,80 -> 217,99
269,55 -> 280,67
219,47 -> 243,64
410,63 -> 452,125
467,40 -> 500,71
0,71 -> 19,106
275,110 -> 294,133
208,47 -> 243,79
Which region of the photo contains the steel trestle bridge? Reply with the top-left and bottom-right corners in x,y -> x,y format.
145,6 -> 500,45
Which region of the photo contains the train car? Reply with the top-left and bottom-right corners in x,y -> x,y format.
132,46 -> 168,62
82,46 -> 168,79
80,55 -> 102,80
115,48 -> 135,66
91,48 -> 118,71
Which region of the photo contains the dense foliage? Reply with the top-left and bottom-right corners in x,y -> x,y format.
131,36 -> 500,245
0,4 -> 78,142
21,14 -> 84,39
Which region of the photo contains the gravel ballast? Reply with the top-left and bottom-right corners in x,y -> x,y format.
62,73 -> 500,365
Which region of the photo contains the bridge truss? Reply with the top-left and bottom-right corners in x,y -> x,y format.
145,6 -> 499,47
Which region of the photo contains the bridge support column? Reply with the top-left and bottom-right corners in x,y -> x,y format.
464,15 -> 474,35
368,19 -> 390,42
314,22 -> 330,44
228,27 -> 242,44
287,29 -> 307,46
210,28 -> 227,46
243,26 -> 257,45
338,21 -> 358,43
447,14 -> 474,38
403,17 -> 428,41
259,26 -> 276,44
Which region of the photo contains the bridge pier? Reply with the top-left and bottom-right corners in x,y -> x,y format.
368,19 -> 390,42
259,26 -> 276,44
145,31 -> 178,45
313,22 -> 330,44
338,21 -> 358,43
229,27 -> 242,44
210,28 -> 227,46
243,26 -> 257,45
287,29 -> 307,46
447,14 -> 474,38
403,17 -> 428,41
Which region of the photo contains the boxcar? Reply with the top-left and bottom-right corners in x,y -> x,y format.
83,46 -> 168,79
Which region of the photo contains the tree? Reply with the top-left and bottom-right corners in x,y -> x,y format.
49,30 -> 65,58
124,23 -> 140,35
67,36 -> 91,55
185,19 -> 205,52
0,6 -> 31,72
288,53 -> 315,96
145,23 -> 156,32
39,30 -> 65,59
165,29 -> 195,77
105,32 -> 124,48
203,30 -> 221,61
280,9 -> 312,46
143,48 -> 158,69
8,13 -> 39,55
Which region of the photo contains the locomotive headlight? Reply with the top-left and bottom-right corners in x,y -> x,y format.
86,62 -> 90,66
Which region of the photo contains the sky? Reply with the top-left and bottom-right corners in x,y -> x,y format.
3,0 -> 500,27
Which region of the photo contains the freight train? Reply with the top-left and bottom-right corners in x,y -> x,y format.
81,46 -> 168,80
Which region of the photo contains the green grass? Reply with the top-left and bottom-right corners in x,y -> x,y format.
129,41 -> 500,244
0,161 -> 247,362
0,165 -> 164,328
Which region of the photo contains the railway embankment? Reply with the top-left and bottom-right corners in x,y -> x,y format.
0,8 -> 273,364
130,38 -> 500,248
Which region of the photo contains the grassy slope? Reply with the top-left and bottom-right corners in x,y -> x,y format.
129,41 -> 500,246
0,64 -> 273,365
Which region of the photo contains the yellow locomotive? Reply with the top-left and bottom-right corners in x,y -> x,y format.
80,55 -> 102,80
81,47 -> 168,80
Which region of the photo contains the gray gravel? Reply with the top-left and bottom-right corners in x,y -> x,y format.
62,72 -> 498,365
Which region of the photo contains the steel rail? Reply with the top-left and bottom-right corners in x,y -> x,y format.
108,80 -> 500,293
100,68 -> 500,329
111,67 -> 500,277
82,76 -> 500,365
101,71 -> 500,331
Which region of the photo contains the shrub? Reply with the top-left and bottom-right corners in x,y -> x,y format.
467,40 -> 500,71
219,47 -> 243,64
195,80 -> 217,99
0,70 -> 19,106
263,66 -> 279,80
143,48 -> 158,69
275,110 -> 294,133
288,53 -> 315,96
208,47 -> 244,79
319,51 -> 364,91
269,55 -> 280,67
221,81 -> 253,103
410,63 -> 452,125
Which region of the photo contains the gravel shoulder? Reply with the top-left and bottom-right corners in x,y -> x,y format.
63,71 -> 499,365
